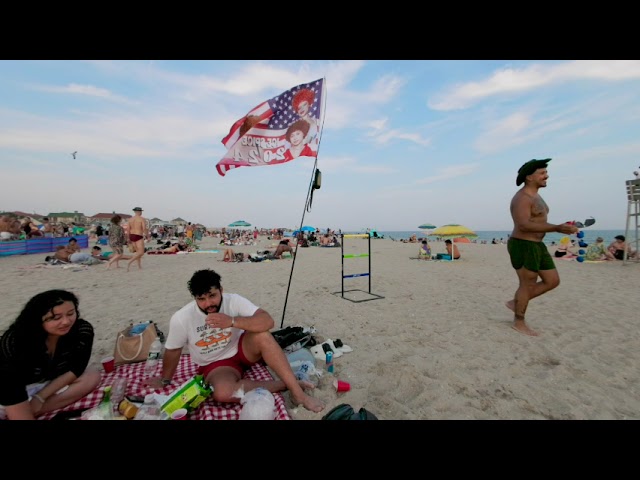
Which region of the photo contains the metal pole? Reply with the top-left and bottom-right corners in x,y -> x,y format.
340,234 -> 345,297
368,232 -> 372,293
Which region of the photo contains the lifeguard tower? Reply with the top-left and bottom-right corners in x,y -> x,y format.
623,178 -> 640,265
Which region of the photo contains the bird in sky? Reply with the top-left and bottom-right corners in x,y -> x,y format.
71,151 -> 77,159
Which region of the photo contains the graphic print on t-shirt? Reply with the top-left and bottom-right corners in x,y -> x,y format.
194,324 -> 232,354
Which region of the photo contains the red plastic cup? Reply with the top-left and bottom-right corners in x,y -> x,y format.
101,356 -> 115,374
171,408 -> 189,420
333,379 -> 351,392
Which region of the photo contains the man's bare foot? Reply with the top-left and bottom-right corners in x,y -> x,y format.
298,379 -> 316,390
292,391 -> 325,413
511,322 -> 539,337
505,300 -> 515,312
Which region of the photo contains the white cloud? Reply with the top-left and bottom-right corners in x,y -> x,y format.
429,60 -> 640,111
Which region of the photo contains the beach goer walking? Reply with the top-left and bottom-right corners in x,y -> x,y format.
0,290 -> 101,420
506,158 -> 579,336
106,214 -> 130,269
126,207 -> 149,271
144,269 -> 324,413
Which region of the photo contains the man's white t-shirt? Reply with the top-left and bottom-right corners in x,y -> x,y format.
164,293 -> 259,366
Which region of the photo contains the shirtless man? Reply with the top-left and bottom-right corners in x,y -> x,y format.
42,217 -> 54,238
506,159 -> 579,336
127,207 -> 149,271
53,245 -> 72,262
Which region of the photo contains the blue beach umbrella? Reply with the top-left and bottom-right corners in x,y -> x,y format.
228,220 -> 251,228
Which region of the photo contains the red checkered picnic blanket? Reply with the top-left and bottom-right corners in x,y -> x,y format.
38,354 -> 290,420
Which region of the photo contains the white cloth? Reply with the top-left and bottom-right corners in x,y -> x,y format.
164,293 -> 259,366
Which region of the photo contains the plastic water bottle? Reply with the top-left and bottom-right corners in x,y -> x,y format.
134,394 -> 162,420
144,336 -> 163,378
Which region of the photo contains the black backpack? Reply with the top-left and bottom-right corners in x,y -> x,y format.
322,403 -> 379,420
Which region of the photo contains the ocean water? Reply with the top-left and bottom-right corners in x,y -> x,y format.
347,230 -> 629,246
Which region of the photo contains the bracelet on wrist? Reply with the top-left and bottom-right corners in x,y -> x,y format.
33,393 -> 45,404
161,378 -> 172,386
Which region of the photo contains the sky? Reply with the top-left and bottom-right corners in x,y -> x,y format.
1,60 -> 638,232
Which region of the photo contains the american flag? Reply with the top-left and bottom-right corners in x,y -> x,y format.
216,78 -> 324,177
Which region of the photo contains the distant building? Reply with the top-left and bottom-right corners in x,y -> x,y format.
88,212 -> 132,225
46,211 -> 86,224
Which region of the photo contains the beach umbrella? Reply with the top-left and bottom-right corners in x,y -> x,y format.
429,224 -> 477,239
228,220 -> 251,228
418,223 -> 436,230
292,226 -> 316,236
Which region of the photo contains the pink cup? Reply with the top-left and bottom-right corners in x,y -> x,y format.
101,356 -> 115,374
171,408 -> 189,420
333,379 -> 351,392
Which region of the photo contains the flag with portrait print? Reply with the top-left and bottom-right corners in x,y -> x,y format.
216,78 -> 324,177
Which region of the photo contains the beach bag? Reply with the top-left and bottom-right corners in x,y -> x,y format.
114,322 -> 160,366
271,326 -> 316,353
322,403 -> 379,420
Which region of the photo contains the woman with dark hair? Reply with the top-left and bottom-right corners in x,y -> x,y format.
0,290 -> 101,420
106,214 -> 131,269
283,119 -> 315,161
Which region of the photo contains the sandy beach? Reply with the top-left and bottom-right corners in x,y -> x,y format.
1,235 -> 639,420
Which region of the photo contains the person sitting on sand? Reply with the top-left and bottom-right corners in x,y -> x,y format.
554,237 -> 579,258
0,289 -> 101,420
418,239 -> 432,259
608,235 -> 637,260
53,245 -> 72,262
143,268 -> 324,413
445,239 -> 461,260
222,248 -> 246,262
584,236 -> 616,261
67,237 -> 82,254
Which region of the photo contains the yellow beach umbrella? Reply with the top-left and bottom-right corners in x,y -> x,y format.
429,224 -> 477,238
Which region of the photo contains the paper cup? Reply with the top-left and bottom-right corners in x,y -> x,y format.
333,379 -> 351,392
101,356 -> 115,374
171,408 -> 189,420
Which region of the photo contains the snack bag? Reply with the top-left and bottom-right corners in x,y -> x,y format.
160,374 -> 213,417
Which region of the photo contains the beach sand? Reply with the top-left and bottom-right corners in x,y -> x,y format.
1,236 -> 639,420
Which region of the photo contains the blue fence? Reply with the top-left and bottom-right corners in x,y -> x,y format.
0,235 -> 90,257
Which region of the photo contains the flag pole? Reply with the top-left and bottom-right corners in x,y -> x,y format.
280,78 -> 327,328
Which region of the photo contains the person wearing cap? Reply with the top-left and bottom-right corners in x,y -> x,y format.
506,158 -> 579,336
126,207 -> 149,271
584,237 -> 615,261
607,235 -> 637,260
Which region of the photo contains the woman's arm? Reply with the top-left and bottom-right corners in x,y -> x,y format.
5,400 -> 36,420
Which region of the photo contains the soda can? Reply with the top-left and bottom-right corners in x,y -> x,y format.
325,351 -> 334,373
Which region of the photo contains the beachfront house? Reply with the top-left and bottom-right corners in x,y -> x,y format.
87,212 -> 133,227
47,211 -> 87,225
